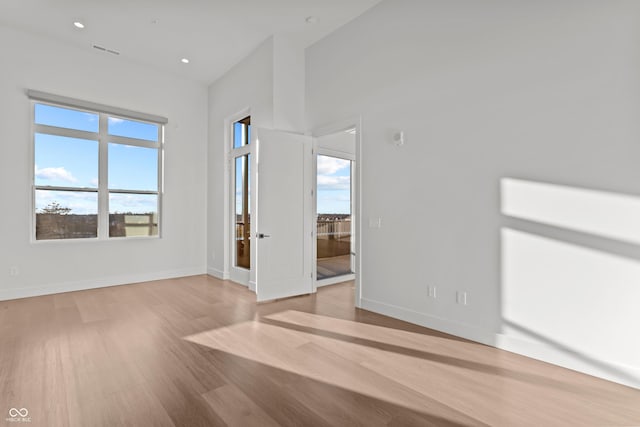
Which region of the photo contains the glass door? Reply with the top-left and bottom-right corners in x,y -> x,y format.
316,154 -> 353,280
229,116 -> 252,286
234,153 -> 250,269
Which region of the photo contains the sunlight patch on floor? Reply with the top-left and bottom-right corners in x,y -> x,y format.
182,310 -> 623,426
183,314 -> 467,420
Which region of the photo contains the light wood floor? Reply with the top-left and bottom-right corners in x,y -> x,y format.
1,276 -> 639,427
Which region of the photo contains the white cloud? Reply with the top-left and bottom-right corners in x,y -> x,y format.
317,156 -> 350,175
34,165 -> 78,183
90,178 -> 99,187
318,175 -> 350,191
109,117 -> 125,125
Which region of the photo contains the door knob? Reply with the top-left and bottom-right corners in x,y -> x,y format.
257,233 -> 271,239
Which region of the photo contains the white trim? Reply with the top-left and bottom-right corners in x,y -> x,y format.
495,334 -> 640,390
33,124 -> 97,141
224,108 -> 252,288
0,268 -> 206,302
312,141 -> 318,288
107,134 -> 160,149
360,297 -> 640,390
355,119 -> 362,308
98,113 -> 109,238
361,297 -> 495,345
29,100 -> 37,242
207,267 -> 229,280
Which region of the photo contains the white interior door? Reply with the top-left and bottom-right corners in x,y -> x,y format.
253,128 -> 312,302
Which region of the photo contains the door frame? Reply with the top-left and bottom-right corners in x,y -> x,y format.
225,108 -> 253,288
312,116 -> 362,308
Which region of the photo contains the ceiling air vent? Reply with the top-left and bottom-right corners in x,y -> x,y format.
92,44 -> 120,56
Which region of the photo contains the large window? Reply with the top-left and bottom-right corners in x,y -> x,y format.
30,92 -> 165,240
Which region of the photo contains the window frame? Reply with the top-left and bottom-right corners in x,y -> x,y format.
29,94 -> 165,242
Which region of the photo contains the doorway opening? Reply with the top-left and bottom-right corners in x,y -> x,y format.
314,127 -> 357,288
316,155 -> 353,280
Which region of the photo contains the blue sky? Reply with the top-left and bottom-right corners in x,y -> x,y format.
34,104 -> 159,214
235,155 -> 250,217
317,155 -> 351,215
233,122 -> 250,148
233,153 -> 351,216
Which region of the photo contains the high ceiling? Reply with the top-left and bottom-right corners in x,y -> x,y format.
0,0 -> 381,85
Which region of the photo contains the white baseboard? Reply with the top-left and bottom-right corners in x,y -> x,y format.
317,273 -> 355,287
495,333 -> 640,390
207,266 -> 229,280
360,297 -> 640,390
360,297 -> 495,346
0,267 -> 206,301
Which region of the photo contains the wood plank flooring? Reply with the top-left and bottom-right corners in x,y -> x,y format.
0,275 -> 639,426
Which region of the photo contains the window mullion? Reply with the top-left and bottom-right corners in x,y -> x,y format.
157,126 -> 164,238
33,124 -> 98,141
108,134 -> 158,149
98,114 -> 109,239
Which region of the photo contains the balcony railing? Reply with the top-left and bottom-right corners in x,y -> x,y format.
317,218 -> 351,258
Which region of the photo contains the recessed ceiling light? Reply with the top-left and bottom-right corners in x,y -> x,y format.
305,16 -> 318,24
181,58 -> 190,64
73,21 -> 85,29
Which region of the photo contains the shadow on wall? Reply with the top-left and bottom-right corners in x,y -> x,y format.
500,178 -> 640,385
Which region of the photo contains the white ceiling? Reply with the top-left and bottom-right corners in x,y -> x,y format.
0,0 -> 381,85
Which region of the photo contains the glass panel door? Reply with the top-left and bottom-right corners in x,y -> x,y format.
316,155 -> 353,280
234,153 -> 251,269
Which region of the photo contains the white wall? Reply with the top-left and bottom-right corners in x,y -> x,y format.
0,25 -> 208,300
306,0 -> 640,388
273,35 -> 306,133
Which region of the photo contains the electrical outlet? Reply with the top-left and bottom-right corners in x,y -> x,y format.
368,217 -> 382,228
9,266 -> 19,277
456,291 -> 468,305
428,285 -> 437,299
